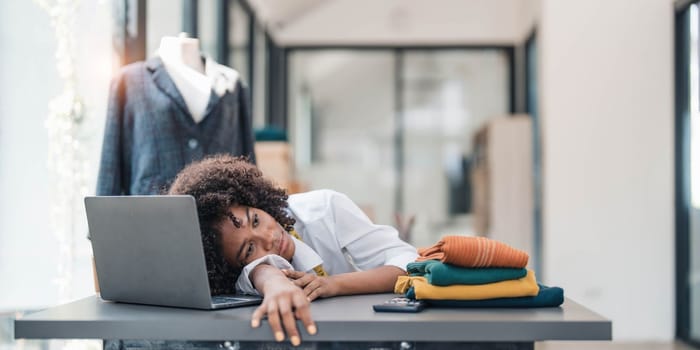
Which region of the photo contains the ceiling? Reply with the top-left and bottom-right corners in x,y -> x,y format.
245,0 -> 538,47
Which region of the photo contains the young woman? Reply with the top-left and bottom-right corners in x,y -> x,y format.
168,155 -> 417,346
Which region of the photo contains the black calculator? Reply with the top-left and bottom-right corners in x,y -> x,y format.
372,297 -> 426,313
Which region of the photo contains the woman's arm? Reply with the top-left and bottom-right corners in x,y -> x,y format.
283,265 -> 405,301
285,190 -> 417,301
249,264 -> 316,346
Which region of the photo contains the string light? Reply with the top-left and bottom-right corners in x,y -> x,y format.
36,0 -> 87,304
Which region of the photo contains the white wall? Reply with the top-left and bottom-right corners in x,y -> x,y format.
539,0 -> 674,340
517,0 -> 540,42
0,0 -> 55,311
0,0 -> 111,310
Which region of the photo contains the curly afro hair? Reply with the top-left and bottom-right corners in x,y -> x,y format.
168,154 -> 295,295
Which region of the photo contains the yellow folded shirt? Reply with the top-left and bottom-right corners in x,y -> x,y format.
395,269 -> 540,300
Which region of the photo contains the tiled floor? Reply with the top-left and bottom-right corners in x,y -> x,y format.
537,341 -> 697,350
1,340 -> 697,350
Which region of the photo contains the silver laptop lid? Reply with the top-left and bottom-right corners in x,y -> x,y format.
85,195 -> 214,309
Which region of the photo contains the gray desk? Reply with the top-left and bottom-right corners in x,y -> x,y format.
15,294 -> 611,349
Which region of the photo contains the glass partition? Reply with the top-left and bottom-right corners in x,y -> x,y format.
288,50 -> 397,226
146,0 -> 183,56
228,0 -> 251,85
676,2 -> 700,344
288,49 -> 511,247
688,3 -> 700,343
401,50 -> 509,247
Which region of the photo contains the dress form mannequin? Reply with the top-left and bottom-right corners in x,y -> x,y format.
158,33 -> 210,123
158,32 -> 205,74
97,35 -> 251,195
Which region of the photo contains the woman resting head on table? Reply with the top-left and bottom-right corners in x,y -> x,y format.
168,154 -> 417,346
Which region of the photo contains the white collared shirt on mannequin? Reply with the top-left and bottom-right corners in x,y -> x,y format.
235,189 -> 418,295
157,35 -> 239,123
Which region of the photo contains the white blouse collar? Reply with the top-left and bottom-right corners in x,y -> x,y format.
289,235 -> 324,273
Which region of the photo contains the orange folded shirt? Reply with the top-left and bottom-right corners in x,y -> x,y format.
417,235 -> 528,268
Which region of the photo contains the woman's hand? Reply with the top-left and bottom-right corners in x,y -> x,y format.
286,265 -> 407,300
250,264 -> 317,346
283,270 -> 340,301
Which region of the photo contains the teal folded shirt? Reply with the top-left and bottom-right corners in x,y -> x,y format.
406,260 -> 528,286
408,284 -> 564,308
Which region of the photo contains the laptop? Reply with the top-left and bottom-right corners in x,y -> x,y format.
85,195 -> 262,310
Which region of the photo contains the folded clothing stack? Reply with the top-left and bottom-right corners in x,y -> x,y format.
394,236 -> 564,308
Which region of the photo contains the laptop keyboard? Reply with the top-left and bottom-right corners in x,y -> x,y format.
211,295 -> 251,304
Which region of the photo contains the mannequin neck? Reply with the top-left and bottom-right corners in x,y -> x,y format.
158,35 -> 205,74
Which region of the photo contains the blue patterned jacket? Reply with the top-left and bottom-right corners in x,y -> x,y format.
96,57 -> 256,195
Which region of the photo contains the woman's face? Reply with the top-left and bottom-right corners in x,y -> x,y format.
218,206 -> 295,269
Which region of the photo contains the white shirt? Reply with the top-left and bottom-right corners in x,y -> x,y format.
160,55 -> 239,123
235,189 -> 418,295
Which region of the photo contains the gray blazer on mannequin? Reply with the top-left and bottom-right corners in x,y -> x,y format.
96,57 -> 256,196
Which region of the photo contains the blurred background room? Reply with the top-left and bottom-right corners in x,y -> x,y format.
0,0 -> 696,349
